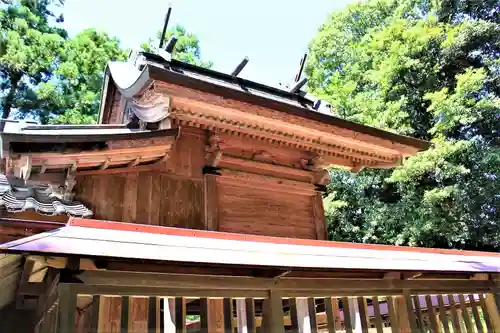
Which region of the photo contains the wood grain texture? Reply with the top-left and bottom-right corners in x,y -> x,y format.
98,296 -> 122,333
312,193 -> 327,240
217,183 -> 316,239
75,173 -> 203,229
129,297 -> 149,333
204,174 -> 219,231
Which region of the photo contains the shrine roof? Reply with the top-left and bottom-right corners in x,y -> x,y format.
1,218 -> 499,274
101,53 -> 430,152
1,121 -> 178,144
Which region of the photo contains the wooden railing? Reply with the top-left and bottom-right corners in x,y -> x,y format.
34,270 -> 500,333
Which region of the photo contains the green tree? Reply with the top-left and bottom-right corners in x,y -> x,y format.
142,24 -> 213,68
0,1 -> 127,125
306,0 -> 500,251
0,0 -> 66,124
49,29 -> 128,124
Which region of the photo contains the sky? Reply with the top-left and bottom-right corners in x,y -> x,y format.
61,0 -> 351,87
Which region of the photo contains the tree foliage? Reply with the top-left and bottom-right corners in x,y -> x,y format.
0,0 -> 127,124
0,2 -> 212,124
142,25 -> 213,68
306,0 -> 500,251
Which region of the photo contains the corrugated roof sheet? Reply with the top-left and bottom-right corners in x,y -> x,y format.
0,175 -> 92,217
1,218 -> 499,273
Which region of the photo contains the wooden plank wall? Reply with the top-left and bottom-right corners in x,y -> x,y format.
218,184 -> 317,239
76,173 -> 203,229
74,129 -> 323,240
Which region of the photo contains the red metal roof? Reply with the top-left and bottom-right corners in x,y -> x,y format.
1,218 -> 499,273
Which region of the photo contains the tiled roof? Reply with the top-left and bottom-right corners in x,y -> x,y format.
0,174 -> 92,217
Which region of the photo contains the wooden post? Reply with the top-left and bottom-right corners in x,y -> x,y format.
223,298 -> 233,333
236,299 -> 248,333
387,296 -> 400,333
296,298 -> 312,333
163,298 -> 176,333
394,292 -> 419,333
425,295 -> 442,333
245,299 -> 256,333
480,293 -> 500,332
57,284 -> 76,333
208,299 -> 225,333
262,291 -> 285,333
203,174 -> 219,231
175,297 -> 186,333
325,297 -> 341,333
120,296 -> 129,333
348,297 -> 363,333
312,193 -> 327,240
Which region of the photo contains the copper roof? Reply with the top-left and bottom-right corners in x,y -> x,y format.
2,218 -> 499,273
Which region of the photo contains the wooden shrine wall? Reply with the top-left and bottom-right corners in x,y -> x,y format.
75,172 -> 204,230
74,129 -> 322,240
218,184 -> 316,239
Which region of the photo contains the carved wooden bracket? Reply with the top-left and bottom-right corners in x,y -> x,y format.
300,156 -> 330,186
64,162 -> 78,201
205,134 -> 223,167
12,156 -> 32,180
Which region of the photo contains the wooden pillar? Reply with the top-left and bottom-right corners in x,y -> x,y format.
296,298 -> 312,333
348,297 -> 363,333
236,299 -> 248,333
98,296 -> 121,333
57,284 -> 77,333
262,291 -> 285,333
163,298 -> 176,333
394,292 -> 418,333
481,293 -> 500,332
208,299 -> 225,333
203,174 -> 219,231
312,193 -> 327,240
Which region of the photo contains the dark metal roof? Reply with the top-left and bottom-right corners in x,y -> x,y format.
2,122 -> 179,144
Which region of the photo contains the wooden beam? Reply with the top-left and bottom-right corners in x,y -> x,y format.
27,256 -> 97,271
217,169 -> 317,196
57,284 -> 77,333
218,155 -> 313,183
203,174 -> 219,231
99,158 -> 111,170
76,271 -> 500,297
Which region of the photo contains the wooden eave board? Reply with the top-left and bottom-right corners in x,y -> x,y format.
145,64 -> 430,152
1,219 -> 499,274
